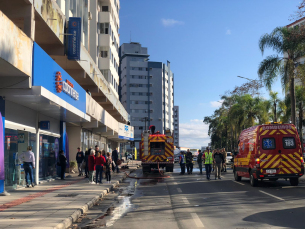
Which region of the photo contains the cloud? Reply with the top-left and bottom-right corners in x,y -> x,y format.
226,29 -> 231,35
179,119 -> 210,149
210,100 -> 223,108
161,18 -> 184,27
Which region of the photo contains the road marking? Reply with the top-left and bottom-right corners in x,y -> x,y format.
177,188 -> 182,193
282,186 -> 305,188
259,190 -> 285,201
232,181 -> 245,185
182,197 -> 189,204
202,191 -> 247,195
191,213 -> 204,228
174,182 -> 178,185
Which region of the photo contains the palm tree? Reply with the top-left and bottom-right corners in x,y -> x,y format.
258,26 -> 305,125
269,91 -> 280,122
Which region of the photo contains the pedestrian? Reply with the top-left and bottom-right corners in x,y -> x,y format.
179,151 -> 185,175
76,147 -> 84,176
101,149 -> 107,161
84,148 -> 91,178
203,147 -> 213,180
23,146 -> 35,187
88,150 -> 96,184
106,152 -> 112,183
222,148 -> 227,172
95,151 -> 106,184
212,149 -> 216,172
197,150 -> 203,174
59,150 -> 67,180
186,149 -> 193,174
213,149 -> 225,180
95,145 -> 101,157
125,151 -> 128,161
112,148 -> 119,173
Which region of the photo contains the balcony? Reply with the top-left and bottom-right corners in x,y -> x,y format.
98,33 -> 111,47
98,57 -> 111,70
98,11 -> 111,23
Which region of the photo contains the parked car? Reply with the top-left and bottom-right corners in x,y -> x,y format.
127,154 -> 133,160
174,155 -> 180,163
226,152 -> 233,164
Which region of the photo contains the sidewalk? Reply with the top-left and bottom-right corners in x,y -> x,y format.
0,161 -> 141,229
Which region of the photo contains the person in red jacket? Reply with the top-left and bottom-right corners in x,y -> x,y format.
95,151 -> 106,184
88,150 -> 96,184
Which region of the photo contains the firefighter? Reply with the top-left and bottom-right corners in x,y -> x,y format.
186,149 -> 193,174
179,151 -> 185,175
203,147 -> 213,180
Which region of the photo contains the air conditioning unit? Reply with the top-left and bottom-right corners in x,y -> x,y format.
88,12 -> 92,20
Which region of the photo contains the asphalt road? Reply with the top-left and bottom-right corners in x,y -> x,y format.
92,164 -> 305,229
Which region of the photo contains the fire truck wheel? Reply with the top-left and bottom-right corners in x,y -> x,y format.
290,177 -> 299,186
234,170 -> 241,181
250,172 -> 258,187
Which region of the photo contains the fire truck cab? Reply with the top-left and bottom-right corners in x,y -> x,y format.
140,128 -> 174,173
234,123 -> 304,187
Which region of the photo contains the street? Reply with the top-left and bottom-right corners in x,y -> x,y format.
75,164 -> 305,229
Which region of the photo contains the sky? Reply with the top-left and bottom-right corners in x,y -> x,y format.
119,0 -> 301,148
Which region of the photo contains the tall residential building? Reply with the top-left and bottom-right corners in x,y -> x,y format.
173,106 -> 179,147
119,42 -> 174,143
90,0 -> 120,98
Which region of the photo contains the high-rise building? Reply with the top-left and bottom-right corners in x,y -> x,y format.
173,106 -> 179,147
90,0 -> 120,98
119,42 -> 174,143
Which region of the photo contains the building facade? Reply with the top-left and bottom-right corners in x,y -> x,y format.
0,0 -> 132,194
173,106 -> 179,148
119,42 -> 174,144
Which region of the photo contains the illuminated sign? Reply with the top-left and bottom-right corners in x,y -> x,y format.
55,71 -> 79,100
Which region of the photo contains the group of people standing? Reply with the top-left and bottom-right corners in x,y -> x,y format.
179,147 -> 227,180
76,145 -> 120,184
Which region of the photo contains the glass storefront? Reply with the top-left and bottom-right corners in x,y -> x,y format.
4,129 -> 36,189
81,129 -> 106,152
39,135 -> 59,180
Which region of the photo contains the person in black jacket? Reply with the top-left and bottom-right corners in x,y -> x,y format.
84,148 -> 91,178
112,148 -> 119,173
213,149 -> 225,180
59,150 -> 67,180
76,147 -> 84,176
186,149 -> 193,174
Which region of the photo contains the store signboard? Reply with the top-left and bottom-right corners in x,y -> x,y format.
67,17 -> 81,61
118,123 -> 134,141
32,42 -> 86,113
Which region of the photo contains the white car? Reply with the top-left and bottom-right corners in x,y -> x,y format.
226,152 -> 233,164
174,155 -> 180,163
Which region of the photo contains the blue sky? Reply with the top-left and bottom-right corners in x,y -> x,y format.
120,0 -> 301,148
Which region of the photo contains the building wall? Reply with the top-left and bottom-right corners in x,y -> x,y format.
173,106 -> 179,147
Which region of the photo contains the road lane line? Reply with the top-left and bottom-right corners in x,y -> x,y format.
259,190 -> 285,201
191,213 -> 204,228
182,197 -> 190,204
282,186 -> 305,188
232,181 -> 245,185
174,182 -> 178,185
177,188 -> 182,193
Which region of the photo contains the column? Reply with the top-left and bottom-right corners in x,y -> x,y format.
35,114 -> 40,185
0,97 -> 5,194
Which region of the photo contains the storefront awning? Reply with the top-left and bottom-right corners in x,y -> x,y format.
0,86 -> 90,123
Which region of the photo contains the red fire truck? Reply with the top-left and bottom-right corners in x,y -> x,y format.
139,127 -> 174,173
234,122 -> 304,186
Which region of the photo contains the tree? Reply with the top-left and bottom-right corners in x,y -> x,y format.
269,91 -> 280,122
258,26 -> 305,125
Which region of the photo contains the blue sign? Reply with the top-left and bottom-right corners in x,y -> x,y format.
67,17 -> 81,61
40,121 -> 50,130
32,42 -> 86,113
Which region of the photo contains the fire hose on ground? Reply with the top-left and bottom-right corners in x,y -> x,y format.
125,162 -> 171,179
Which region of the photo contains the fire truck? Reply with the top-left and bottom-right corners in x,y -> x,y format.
140,126 -> 174,173
234,122 -> 304,186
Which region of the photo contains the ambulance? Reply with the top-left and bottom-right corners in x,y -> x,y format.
233,122 -> 304,186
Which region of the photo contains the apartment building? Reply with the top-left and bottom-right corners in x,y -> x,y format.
119,42 -> 174,144
0,0 -> 133,194
173,106 -> 179,148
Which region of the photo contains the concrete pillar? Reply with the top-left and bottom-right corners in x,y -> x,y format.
24,4 -> 35,40
66,126 -> 82,164
35,114 -> 40,185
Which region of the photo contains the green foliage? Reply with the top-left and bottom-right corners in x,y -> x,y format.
70,161 -> 77,168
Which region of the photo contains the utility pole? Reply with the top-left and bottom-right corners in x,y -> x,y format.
299,101 -> 303,149
141,117 -> 150,130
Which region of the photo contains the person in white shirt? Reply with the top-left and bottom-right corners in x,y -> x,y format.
23,146 -> 35,187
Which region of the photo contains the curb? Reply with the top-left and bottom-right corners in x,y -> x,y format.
54,170 -> 132,229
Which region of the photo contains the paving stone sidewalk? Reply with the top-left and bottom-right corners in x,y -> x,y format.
0,161 -> 141,229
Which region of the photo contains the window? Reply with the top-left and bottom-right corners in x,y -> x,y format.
283,137 -> 296,149
139,67 -> 143,71
102,6 -> 109,11
262,138 -> 276,150
100,51 -> 108,58
100,23 -> 109,34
